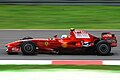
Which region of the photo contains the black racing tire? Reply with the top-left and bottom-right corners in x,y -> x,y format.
96,40 -> 111,55
21,37 -> 33,40
21,41 -> 36,55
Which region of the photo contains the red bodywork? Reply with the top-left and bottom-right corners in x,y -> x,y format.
5,30 -> 117,54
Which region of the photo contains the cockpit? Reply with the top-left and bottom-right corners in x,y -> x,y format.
61,35 -> 68,39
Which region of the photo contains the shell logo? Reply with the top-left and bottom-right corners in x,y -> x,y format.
61,43 -> 67,48
45,42 -> 49,46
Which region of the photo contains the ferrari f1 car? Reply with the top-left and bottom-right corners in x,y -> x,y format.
5,28 -> 117,55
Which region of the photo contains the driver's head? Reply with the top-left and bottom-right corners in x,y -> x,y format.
70,28 -> 75,31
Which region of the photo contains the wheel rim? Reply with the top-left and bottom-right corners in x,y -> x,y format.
24,44 -> 33,53
99,44 -> 109,54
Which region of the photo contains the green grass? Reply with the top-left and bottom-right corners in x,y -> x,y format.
0,65 -> 120,71
0,5 -> 120,29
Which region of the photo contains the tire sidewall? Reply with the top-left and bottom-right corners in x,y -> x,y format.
21,41 -> 36,55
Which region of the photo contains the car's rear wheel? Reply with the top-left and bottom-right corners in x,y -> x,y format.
21,41 -> 36,55
96,40 -> 111,55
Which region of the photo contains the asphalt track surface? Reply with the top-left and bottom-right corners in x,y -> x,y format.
0,30 -> 120,60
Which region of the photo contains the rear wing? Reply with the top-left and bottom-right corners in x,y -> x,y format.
101,32 -> 117,47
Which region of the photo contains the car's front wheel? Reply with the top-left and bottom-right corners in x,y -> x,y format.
21,41 -> 36,55
96,40 -> 111,55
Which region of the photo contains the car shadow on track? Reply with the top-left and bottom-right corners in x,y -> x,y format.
45,52 -> 114,56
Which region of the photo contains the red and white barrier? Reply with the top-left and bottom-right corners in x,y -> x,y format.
0,60 -> 120,65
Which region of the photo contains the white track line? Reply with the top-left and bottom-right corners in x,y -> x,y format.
0,60 -> 52,65
103,60 -> 120,65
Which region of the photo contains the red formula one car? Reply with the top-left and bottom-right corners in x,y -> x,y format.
5,28 -> 117,55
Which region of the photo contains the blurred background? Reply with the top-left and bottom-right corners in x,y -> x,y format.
0,0 -> 120,29
0,0 -> 119,2
0,0 -> 120,5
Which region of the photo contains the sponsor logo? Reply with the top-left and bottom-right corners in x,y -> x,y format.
61,43 -> 67,48
45,42 -> 49,46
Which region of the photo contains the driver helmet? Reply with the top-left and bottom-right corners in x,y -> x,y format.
70,28 -> 75,31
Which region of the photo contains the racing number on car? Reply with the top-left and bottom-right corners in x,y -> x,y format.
45,42 -> 49,46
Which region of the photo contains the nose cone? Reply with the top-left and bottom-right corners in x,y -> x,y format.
5,40 -> 22,47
